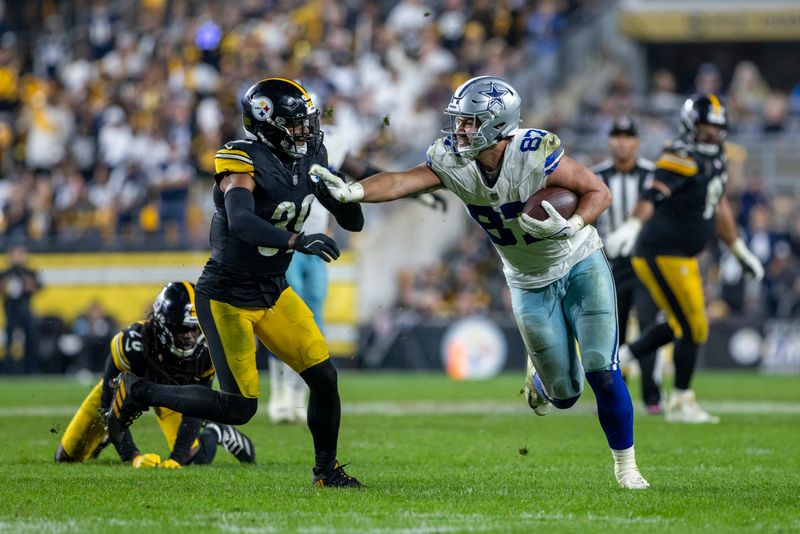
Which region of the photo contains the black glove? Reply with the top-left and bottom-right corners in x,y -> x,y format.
292,233 -> 340,262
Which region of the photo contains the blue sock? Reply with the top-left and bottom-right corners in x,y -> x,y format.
585,369 -> 634,450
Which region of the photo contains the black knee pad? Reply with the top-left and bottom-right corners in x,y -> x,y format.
219,392 -> 258,425
300,359 -> 338,392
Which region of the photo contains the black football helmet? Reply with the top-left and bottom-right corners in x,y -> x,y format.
152,281 -> 204,360
680,93 -> 727,147
241,77 -> 322,158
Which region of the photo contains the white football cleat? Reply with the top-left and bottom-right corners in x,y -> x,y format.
616,468 -> 650,490
665,389 -> 719,424
524,357 -> 551,416
268,399 -> 294,425
288,369 -> 309,424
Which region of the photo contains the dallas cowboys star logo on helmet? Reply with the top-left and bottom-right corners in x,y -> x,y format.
479,82 -> 508,110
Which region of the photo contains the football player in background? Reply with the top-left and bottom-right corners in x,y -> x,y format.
605,95 -> 764,423
591,118 -> 661,414
104,78 -> 364,488
315,75 -> 649,489
55,281 -> 255,467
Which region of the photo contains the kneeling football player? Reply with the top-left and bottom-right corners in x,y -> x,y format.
55,282 -> 255,468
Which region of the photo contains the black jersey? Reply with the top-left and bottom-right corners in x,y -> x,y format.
110,321 -> 215,385
592,157 -> 654,243
636,138 -> 727,257
196,138 -> 328,306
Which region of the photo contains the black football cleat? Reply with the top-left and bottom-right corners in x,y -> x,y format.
205,422 -> 256,464
312,461 -> 363,488
102,373 -> 147,441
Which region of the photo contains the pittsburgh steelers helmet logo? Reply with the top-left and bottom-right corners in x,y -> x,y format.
252,97 -> 273,122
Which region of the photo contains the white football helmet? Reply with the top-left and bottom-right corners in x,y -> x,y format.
442,76 -> 521,159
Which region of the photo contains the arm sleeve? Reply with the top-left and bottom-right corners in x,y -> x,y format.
224,187 -> 295,247
169,415 -> 204,465
100,357 -> 140,462
314,180 -> 364,232
99,356 -> 119,409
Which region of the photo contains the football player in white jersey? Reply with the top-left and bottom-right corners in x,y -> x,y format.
312,76 -> 649,489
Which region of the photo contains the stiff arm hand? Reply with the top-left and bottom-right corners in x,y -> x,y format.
310,164 -> 364,203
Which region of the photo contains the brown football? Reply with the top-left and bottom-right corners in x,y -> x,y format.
523,187 -> 578,221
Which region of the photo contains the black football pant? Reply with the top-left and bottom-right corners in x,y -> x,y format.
612,257 -> 661,406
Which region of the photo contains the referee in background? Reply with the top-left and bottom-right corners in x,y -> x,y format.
593,117 -> 662,414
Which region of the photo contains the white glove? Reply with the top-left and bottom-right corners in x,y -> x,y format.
519,201 -> 585,240
730,238 -> 765,281
309,164 -> 364,203
605,218 -> 642,259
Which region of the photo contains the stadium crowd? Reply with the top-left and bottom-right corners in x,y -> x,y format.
0,0 -> 799,374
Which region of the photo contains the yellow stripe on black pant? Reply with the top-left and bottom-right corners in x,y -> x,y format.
194,288 -> 330,399
631,255 -> 709,344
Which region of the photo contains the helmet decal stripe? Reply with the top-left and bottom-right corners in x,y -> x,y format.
181,281 -> 197,318
707,93 -> 722,115
261,77 -> 312,102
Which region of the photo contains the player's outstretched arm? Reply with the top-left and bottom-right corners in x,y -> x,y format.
311,163 -> 443,203
339,155 -> 447,212
314,178 -> 364,232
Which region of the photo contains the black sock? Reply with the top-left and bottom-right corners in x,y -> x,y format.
189,429 -> 219,465
630,322 -> 674,358
673,338 -> 699,390
133,381 -> 257,425
301,360 -> 341,473
637,351 -> 661,406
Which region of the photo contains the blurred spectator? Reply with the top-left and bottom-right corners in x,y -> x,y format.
728,61 -> 769,134
0,243 -> 41,373
693,63 -> 723,95
69,299 -> 116,372
762,91 -> 789,134
20,84 -> 75,172
0,32 -> 21,115
0,0 -> 794,330
745,204 -> 790,315
648,69 -> 682,118
525,0 -> 565,91
736,175 -> 769,231
153,145 -> 194,244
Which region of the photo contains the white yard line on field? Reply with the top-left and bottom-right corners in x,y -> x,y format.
1,400 -> 799,418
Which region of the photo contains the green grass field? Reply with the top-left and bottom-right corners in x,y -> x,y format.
0,371 -> 798,533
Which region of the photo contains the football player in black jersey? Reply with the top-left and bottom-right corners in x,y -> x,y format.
55,282 -> 255,467
592,118 -> 661,413
606,94 -> 764,423
103,78 -> 364,487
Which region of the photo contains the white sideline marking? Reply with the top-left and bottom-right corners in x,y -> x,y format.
0,511 -> 677,533
1,400 -> 799,418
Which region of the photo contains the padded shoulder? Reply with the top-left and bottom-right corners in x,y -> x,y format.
215,139 -> 257,177
110,323 -> 145,373
656,139 -> 698,177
